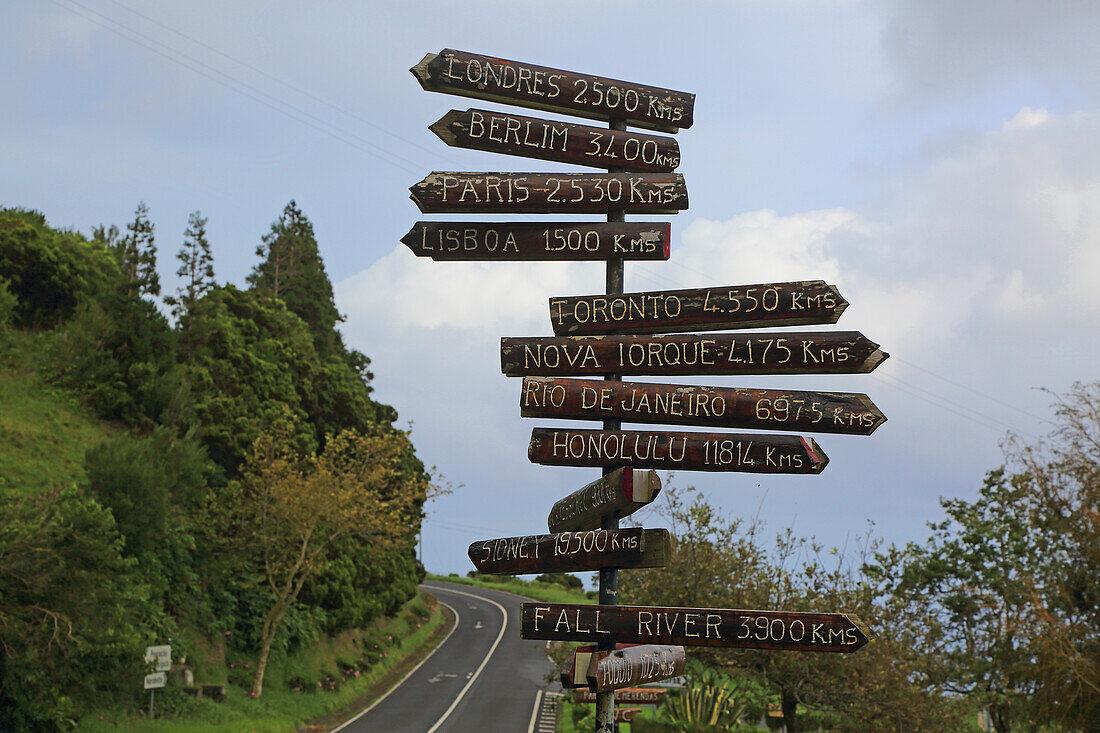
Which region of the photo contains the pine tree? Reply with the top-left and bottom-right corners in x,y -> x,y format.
166,211 -> 215,320
113,202 -> 160,299
247,201 -> 342,356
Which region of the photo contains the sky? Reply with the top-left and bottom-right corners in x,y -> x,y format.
3,1 -> 1098,581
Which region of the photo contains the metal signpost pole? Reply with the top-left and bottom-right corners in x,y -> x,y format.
597,115 -> 626,733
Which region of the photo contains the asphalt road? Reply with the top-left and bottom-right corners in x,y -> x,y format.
332,581 -> 554,733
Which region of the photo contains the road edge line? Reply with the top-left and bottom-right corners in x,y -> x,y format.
329,596 -> 460,732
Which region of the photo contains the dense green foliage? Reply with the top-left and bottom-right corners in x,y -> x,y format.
0,485 -> 153,731
0,204 -> 428,728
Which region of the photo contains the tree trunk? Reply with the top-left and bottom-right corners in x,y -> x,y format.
250,571 -> 304,698
782,691 -> 800,733
249,598 -> 287,698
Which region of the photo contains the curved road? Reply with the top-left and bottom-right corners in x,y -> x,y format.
333,581 -> 554,732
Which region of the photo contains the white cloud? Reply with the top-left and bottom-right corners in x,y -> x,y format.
1003,107 -> 1050,131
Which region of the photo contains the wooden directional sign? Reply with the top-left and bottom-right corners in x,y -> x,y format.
431,109 -> 680,172
501,332 -> 887,377
410,172 -> 688,214
549,280 -> 847,336
529,428 -> 827,474
521,603 -> 874,652
573,687 -> 667,705
468,528 -> 670,575
588,644 -> 687,692
561,646 -> 595,689
412,49 -> 695,132
615,708 -> 642,723
547,467 -> 661,534
402,222 -> 670,261
522,377 -> 887,436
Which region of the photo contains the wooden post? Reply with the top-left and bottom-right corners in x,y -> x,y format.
597,115 -> 626,733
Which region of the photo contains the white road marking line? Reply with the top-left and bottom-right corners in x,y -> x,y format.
329,599 -> 460,732
425,586 -> 509,733
526,688 -> 545,733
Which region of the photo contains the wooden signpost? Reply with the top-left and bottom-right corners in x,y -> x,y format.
522,377 -> 887,435
528,428 -> 828,474
401,221 -> 670,261
587,644 -> 687,692
561,645 -> 598,689
522,603 -> 873,652
574,687 -> 667,705
549,280 -> 847,335
468,528 -> 671,574
408,48 -> 887,733
412,49 -> 695,132
614,709 -> 641,723
409,172 -> 689,214
431,109 -> 680,172
547,467 -> 661,534
502,332 -> 888,377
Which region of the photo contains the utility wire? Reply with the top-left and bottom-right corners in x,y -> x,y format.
50,0 -> 426,174
100,0 -> 461,166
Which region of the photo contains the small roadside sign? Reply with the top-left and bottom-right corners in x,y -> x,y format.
144,645 -> 171,672
143,672 -> 167,690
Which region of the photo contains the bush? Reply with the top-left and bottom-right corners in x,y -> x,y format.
0,277 -> 16,330
0,208 -> 119,329
535,573 -> 584,590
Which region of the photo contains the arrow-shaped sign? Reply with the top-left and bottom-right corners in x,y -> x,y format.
410,172 -> 688,214
502,332 -> 887,377
521,377 -> 887,435
548,280 -> 848,335
411,49 -> 695,132
401,221 -> 670,261
430,109 -> 680,172
529,428 -> 828,474
468,528 -> 671,575
522,603 -> 873,652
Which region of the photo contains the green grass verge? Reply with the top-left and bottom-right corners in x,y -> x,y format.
426,573 -> 594,604
80,589 -> 452,732
558,697 -> 657,732
0,330 -> 116,493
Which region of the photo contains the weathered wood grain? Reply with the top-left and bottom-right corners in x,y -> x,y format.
411,49 -> 695,132
522,603 -> 874,652
521,377 -> 887,435
501,332 -> 887,377
548,280 -> 847,335
409,172 -> 688,214
547,467 -> 661,534
587,644 -> 687,693
528,428 -> 828,474
401,222 -> 670,261
431,109 -> 680,171
467,528 -> 671,575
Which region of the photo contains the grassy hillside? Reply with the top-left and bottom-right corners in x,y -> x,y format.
0,330 -> 117,493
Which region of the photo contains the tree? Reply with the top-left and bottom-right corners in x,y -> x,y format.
165,211 -> 215,347
236,413 -> 428,696
875,471 -> 1046,732
877,383 -> 1100,732
0,485 -> 152,730
621,487 -> 965,732
112,202 -> 160,299
1004,383 -> 1100,729
247,201 -> 342,356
